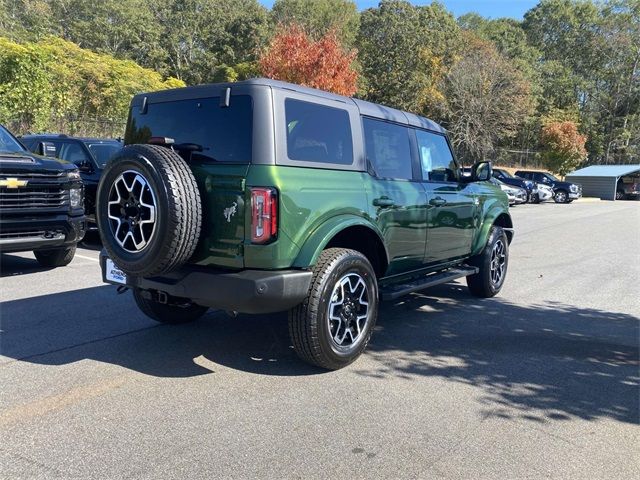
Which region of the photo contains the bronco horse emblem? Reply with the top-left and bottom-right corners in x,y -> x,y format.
223,202 -> 237,222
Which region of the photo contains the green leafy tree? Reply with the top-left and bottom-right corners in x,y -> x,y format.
357,0 -> 461,112
271,0 -> 359,47
147,0 -> 269,84
0,36 -> 184,135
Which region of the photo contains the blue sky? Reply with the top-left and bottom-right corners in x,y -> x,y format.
259,1 -> 540,20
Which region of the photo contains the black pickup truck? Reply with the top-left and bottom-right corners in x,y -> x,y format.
0,125 -> 86,267
21,134 -> 122,227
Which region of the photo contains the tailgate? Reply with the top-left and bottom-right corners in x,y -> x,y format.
190,163 -> 249,268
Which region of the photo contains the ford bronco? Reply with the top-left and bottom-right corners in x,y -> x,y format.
97,79 -> 513,370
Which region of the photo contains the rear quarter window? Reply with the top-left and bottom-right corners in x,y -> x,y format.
125,95 -> 253,163
285,98 -> 353,165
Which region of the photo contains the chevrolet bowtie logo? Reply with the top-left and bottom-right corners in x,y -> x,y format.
0,177 -> 28,189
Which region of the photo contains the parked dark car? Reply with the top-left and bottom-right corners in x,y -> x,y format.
492,168 -> 538,203
616,175 -> 640,200
515,170 -> 582,203
0,125 -> 85,266
21,134 -> 122,225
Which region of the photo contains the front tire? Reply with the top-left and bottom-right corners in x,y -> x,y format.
554,190 -> 568,203
34,245 -> 76,267
289,248 -> 378,370
133,288 -> 208,324
466,227 -> 509,298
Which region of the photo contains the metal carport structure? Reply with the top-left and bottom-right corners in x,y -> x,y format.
565,165 -> 640,200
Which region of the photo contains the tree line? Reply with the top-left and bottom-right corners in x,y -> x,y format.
1,0 -> 638,173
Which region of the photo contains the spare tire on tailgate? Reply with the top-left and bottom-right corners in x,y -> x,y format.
96,144 -> 202,277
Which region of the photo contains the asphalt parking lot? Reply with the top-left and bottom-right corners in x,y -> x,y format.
1,201 -> 639,479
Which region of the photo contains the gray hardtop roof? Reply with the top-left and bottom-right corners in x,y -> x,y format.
132,78 -> 446,134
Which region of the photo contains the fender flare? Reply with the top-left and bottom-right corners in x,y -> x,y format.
292,214 -> 388,269
471,208 -> 513,256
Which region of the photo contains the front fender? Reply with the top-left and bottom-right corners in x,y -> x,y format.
292,214 -> 387,269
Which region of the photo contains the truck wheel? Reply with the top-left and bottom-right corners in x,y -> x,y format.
466,226 -> 509,298
34,245 -> 76,267
133,289 -> 208,324
289,248 -> 378,370
554,190 -> 568,203
96,144 -> 202,277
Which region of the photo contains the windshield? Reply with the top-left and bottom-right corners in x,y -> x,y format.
545,173 -> 559,182
87,142 -> 121,168
498,169 -> 514,178
0,126 -> 26,154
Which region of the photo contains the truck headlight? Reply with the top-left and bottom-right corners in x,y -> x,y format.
67,170 -> 81,181
70,187 -> 83,208
570,184 -> 578,192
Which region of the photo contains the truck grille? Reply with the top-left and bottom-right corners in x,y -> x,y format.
0,172 -> 69,212
0,230 -> 46,239
0,187 -> 69,210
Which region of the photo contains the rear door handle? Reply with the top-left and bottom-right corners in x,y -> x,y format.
373,196 -> 396,207
429,197 -> 447,207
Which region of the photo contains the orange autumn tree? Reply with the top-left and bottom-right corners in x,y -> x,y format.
259,24 -> 358,96
540,121 -> 588,176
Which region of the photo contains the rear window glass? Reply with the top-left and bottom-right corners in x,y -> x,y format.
126,95 -> 252,163
285,98 -> 353,165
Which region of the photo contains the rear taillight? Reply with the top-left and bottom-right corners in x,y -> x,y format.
251,187 -> 278,244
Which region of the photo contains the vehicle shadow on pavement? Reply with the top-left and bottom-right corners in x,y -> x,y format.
0,284 -> 318,377
0,253 -> 55,278
360,284 -> 640,425
1,283 -> 638,424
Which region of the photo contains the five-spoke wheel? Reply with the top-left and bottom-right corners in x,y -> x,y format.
107,170 -> 157,253
489,239 -> 506,287
327,273 -> 371,350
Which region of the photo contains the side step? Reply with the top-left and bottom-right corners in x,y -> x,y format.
380,266 -> 479,301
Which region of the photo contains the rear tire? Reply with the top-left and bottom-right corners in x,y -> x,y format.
133,288 -> 208,324
466,227 -> 509,298
289,248 -> 378,370
34,245 -> 76,267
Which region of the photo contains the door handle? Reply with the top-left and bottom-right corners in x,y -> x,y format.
373,196 -> 396,207
429,197 -> 447,207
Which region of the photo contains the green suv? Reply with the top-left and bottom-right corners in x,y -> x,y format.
97,79 -> 513,370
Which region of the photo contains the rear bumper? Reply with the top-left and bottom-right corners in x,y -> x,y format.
99,251 -> 313,314
0,213 -> 86,253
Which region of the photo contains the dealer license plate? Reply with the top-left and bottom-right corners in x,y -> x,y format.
105,258 -> 127,285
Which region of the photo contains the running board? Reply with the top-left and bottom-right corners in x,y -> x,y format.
380,266 -> 479,301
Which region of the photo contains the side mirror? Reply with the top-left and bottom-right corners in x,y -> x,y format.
471,161 -> 492,182
77,160 -> 93,173
39,141 -> 57,157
